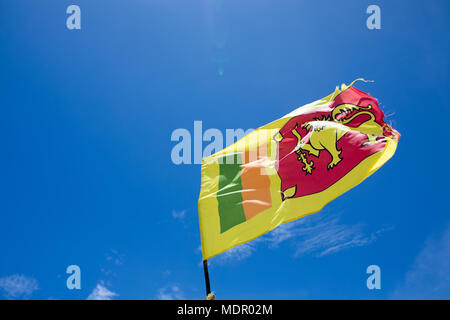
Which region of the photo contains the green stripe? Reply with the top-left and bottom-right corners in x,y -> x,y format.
217,153 -> 246,233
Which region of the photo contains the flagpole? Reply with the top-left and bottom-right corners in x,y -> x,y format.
202,260 -> 211,295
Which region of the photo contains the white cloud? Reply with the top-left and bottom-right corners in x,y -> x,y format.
157,285 -> 185,300
87,283 -> 118,300
391,224 -> 450,299
106,249 -> 124,266
212,242 -> 256,265
208,213 -> 391,264
172,210 -> 186,219
0,274 -> 39,299
265,213 -> 389,258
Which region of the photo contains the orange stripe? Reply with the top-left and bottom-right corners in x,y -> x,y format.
240,149 -> 272,220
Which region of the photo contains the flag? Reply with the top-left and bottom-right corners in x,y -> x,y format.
198,80 -> 400,260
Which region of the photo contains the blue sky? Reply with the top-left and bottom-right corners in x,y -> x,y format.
0,0 -> 449,300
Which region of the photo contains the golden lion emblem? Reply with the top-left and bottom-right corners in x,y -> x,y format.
292,103 -> 385,174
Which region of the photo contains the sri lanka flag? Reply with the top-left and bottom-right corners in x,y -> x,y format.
198,80 -> 400,260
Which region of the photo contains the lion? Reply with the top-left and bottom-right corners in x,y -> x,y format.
291,103 -> 385,173
292,121 -> 347,173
